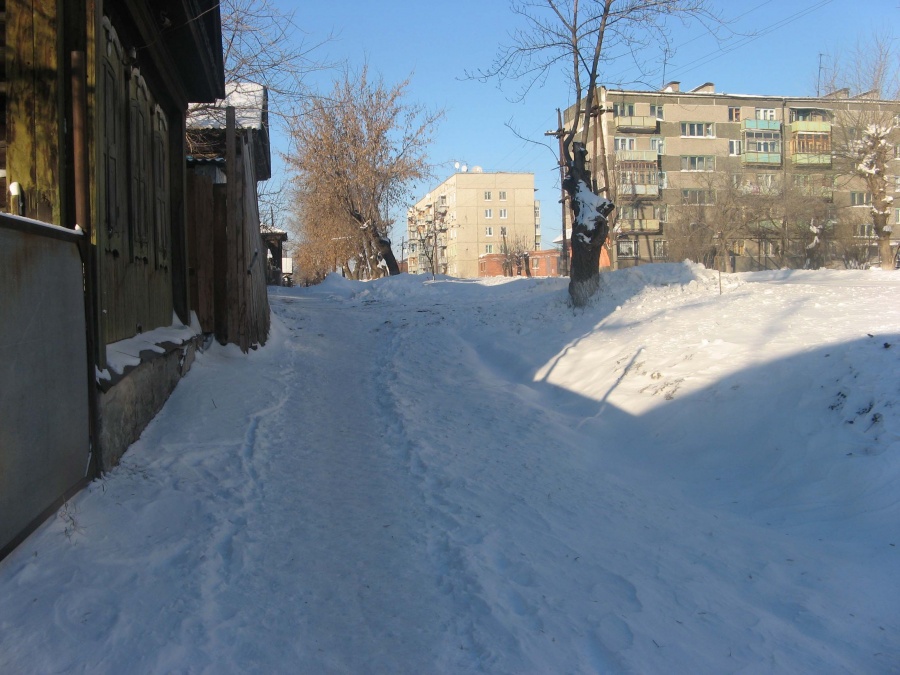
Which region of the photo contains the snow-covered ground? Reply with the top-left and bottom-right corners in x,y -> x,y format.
2,263 -> 899,673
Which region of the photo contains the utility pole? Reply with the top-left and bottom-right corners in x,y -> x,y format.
546,109 -> 569,276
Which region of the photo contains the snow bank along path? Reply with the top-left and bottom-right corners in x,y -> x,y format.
0,264 -> 898,673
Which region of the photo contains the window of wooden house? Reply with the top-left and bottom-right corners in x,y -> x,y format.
152,105 -> 170,269
128,68 -> 152,261
102,18 -> 126,253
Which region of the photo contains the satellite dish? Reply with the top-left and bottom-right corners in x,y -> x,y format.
462,164 -> 468,172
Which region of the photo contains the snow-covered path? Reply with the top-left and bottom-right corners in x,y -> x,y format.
1,265 -> 898,673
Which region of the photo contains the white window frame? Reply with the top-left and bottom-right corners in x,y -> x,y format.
614,136 -> 635,151
485,244 -> 494,254
681,122 -> 714,138
653,239 -> 668,258
484,191 -> 492,201
613,102 -> 635,117
498,190 -> 507,201
851,192 -> 872,207
484,208 -> 493,219
729,139 -> 743,156
499,208 -> 508,219
728,107 -> 741,122
485,226 -> 494,236
756,108 -> 776,120
681,155 -> 715,171
650,104 -> 663,120
617,239 -> 638,258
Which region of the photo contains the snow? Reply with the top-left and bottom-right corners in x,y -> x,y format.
187,82 -> 267,130
2,263 -> 899,673
100,312 -> 202,379
575,180 -> 613,232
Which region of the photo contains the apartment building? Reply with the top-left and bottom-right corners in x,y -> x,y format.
407,169 -> 540,278
564,81 -> 900,270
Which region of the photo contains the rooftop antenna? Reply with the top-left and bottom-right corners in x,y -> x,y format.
817,53 -> 824,97
454,161 -> 468,173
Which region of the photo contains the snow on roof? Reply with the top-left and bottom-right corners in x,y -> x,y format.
187,82 -> 268,130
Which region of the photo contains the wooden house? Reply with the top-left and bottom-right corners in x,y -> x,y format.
1,1 -> 234,557
185,81 -> 272,351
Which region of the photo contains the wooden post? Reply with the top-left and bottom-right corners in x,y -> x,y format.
225,106 -> 238,345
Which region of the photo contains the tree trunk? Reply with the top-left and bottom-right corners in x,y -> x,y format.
375,234 -> 401,276
564,142 -> 614,307
874,212 -> 893,270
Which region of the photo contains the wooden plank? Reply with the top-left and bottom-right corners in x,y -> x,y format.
225,106 -> 238,347
212,182 -> 227,342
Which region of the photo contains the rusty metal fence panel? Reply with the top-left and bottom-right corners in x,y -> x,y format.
0,217 -> 91,555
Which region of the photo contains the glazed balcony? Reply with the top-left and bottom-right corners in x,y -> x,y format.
615,116 -> 658,132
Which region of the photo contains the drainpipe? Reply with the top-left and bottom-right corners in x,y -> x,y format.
72,50 -> 100,479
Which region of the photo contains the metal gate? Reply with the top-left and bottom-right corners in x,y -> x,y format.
0,216 -> 92,557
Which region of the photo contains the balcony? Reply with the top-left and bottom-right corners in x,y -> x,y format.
790,121 -> 831,133
790,121 -> 832,166
742,152 -> 782,166
742,119 -> 782,131
618,183 -> 659,197
615,150 -> 659,162
615,116 -> 658,132
791,152 -> 832,166
618,219 -> 661,233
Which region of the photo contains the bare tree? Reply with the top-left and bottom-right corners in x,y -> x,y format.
822,33 -> 900,270
477,0 -> 721,305
286,66 -> 443,277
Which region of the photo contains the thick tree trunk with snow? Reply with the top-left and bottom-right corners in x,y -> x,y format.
564,143 -> 614,307
874,212 -> 894,270
373,233 -> 401,276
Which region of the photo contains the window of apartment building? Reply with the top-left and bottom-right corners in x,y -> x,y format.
793,133 -> 830,154
651,137 -> 664,154
500,226 -> 508,237
731,173 -> 743,189
790,108 -> 829,123
613,102 -> 634,116
758,173 -> 777,188
499,208 -> 508,219
728,107 -> 741,122
614,136 -> 635,151
485,226 -> 494,236
409,243 -> 417,253
681,155 -> 715,171
534,203 -> 540,219
850,191 -> 872,206
654,204 -> 668,222
485,244 -> 494,254
653,239 -> 668,259
729,140 -> 743,155
682,189 -> 715,205
484,191 -> 492,201
681,122 -> 714,137
893,176 -> 900,191
744,130 -> 781,153
499,190 -> 507,201
894,145 -> 900,159
531,258 -> 540,271
650,104 -> 664,120
439,194 -> 447,206
856,222 -> 875,238
658,171 -> 668,188
484,209 -> 493,219
894,207 -> 900,224
617,239 -> 638,258
618,205 -> 637,220
755,108 -> 776,120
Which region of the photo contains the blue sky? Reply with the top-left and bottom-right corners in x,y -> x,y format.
273,0 -> 896,246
